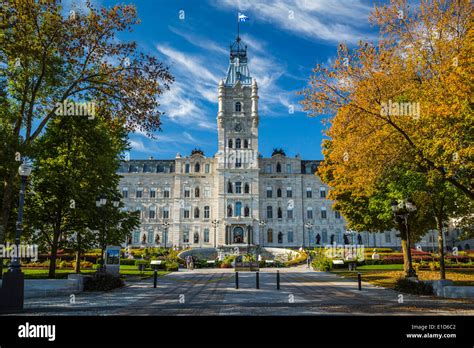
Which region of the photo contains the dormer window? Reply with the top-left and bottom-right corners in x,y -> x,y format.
194,162 -> 200,173
235,102 -> 242,112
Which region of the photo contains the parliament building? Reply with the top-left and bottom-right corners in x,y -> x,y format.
117,36 -> 438,250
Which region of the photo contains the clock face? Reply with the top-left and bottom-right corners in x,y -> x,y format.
234,123 -> 242,132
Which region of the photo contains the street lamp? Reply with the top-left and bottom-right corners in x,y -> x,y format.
162,220 -> 170,248
391,199 -> 417,278
305,222 -> 313,250
211,219 -> 220,248
258,219 -> 266,247
246,224 -> 252,249
9,161 -> 32,272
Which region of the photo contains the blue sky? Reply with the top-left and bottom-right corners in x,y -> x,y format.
67,0 -> 380,160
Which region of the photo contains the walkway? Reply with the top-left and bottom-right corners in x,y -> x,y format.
9,265 -> 474,316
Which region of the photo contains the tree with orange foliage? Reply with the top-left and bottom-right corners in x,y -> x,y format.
300,0 -> 473,279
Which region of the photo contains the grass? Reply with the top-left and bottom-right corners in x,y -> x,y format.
331,268 -> 474,288
20,266 -> 169,280
356,264 -> 404,271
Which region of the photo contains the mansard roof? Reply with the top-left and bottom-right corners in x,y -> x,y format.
301,160 -> 323,174
118,159 -> 175,174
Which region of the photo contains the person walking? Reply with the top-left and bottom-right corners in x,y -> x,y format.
307,252 -> 312,269
186,255 -> 191,270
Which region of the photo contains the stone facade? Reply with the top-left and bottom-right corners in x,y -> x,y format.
117,37 -> 444,251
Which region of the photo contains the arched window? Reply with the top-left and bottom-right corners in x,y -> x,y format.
278,232 -> 283,244
267,205 -> 273,219
244,139 -> 249,148
276,162 -> 282,173
227,181 -> 233,193
194,207 -> 200,218
244,206 -> 250,217
227,204 -> 233,217
194,162 -> 200,172
195,187 -> 200,197
277,188 -> 282,197
228,139 -> 233,148
244,183 -> 250,194
235,102 -> 242,112
267,229 -> 273,243
236,138 -> 241,149
277,207 -> 283,219
235,202 -> 242,217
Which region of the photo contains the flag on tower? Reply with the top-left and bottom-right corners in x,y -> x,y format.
238,13 -> 249,22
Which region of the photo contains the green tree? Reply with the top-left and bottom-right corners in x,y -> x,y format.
91,197 -> 139,270
24,112 -> 130,278
0,0 -> 173,276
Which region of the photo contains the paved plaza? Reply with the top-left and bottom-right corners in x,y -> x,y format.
8,266 -> 474,316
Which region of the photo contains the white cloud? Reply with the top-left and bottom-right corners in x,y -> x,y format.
169,26 -> 228,55
159,82 -> 215,130
156,45 -> 220,85
212,0 -> 374,44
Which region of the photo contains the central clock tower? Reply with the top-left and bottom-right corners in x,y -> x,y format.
216,36 -> 259,170
215,35 -> 261,246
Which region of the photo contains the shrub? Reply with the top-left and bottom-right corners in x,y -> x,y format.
135,259 -> 149,271
120,258 -> 136,266
413,262 -> 421,272
429,261 -> 440,271
165,261 -> 179,272
80,261 -> 94,269
394,278 -> 433,295
312,252 -> 332,271
134,260 -> 149,267
283,252 -> 307,267
84,273 -> 124,291
58,261 -> 69,269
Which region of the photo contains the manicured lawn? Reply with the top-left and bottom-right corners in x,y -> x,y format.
356,264 -> 404,270
21,266 -> 169,279
331,269 -> 474,288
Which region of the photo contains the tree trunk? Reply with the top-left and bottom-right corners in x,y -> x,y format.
435,217 -> 446,280
398,220 -> 415,277
48,232 -> 60,279
401,235 -> 410,274
75,250 -> 81,273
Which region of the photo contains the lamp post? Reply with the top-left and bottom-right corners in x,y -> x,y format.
9,161 -> 32,272
305,222 -> 313,250
95,196 -> 108,271
211,219 -> 220,248
391,199 -> 417,278
162,220 -> 170,248
258,219 -> 266,247
246,224 -> 251,249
